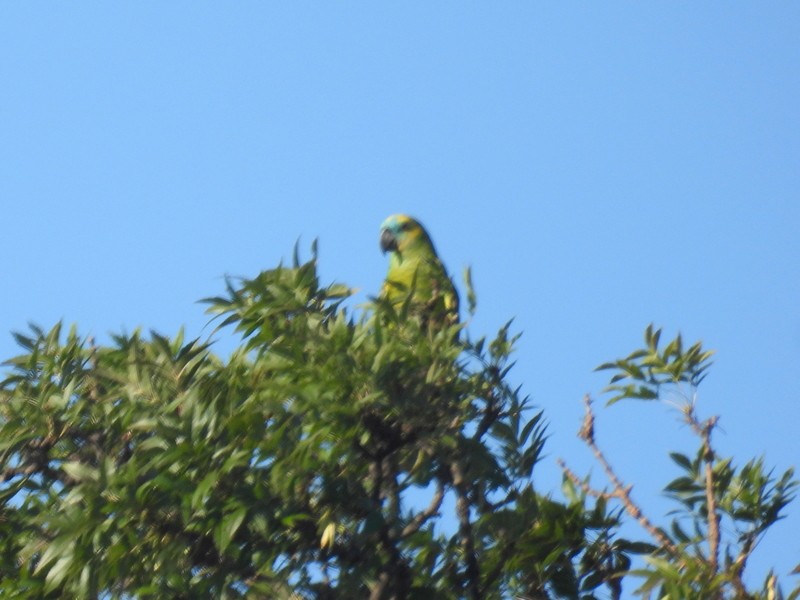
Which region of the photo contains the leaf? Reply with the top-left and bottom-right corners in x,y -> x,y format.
320,522 -> 336,549
44,556 -> 73,593
62,461 -> 99,483
326,283 -> 352,299
215,506 -> 248,554
669,452 -> 693,472
615,540 -> 658,554
463,266 -> 477,316
191,471 -> 219,511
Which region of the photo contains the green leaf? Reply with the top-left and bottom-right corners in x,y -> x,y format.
191,471 -> 219,511
669,452 -> 693,472
215,506 -> 248,554
44,556 -> 73,593
62,461 -> 99,483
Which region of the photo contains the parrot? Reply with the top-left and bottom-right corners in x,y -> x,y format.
379,214 -> 459,325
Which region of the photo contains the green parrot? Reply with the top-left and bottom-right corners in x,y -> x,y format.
379,214 -> 459,324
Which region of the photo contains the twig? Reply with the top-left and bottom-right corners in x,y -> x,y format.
472,375 -> 501,442
558,460 -> 613,502
563,395 -> 681,558
730,530 -> 756,596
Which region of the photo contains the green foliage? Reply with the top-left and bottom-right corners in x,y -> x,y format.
596,328 -> 798,600
0,252 -> 621,599
0,254 -> 796,599
596,324 -> 715,405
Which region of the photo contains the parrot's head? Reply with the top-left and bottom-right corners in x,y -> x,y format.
379,214 -> 436,258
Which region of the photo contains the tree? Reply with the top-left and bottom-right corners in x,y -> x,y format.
0,249 -> 797,599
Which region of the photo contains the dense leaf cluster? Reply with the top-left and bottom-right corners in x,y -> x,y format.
0,254 -> 624,599
0,252 -> 796,599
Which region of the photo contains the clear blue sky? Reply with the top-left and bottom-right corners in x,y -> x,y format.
2,3 -> 798,591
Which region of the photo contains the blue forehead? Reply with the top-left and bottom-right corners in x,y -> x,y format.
380,214 -> 417,233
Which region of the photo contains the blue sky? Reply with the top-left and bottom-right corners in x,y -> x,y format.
2,3 -> 798,591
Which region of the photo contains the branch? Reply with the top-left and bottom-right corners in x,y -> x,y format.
558,461 -> 614,502
401,480 -> 444,538
562,395 -> 681,558
384,456 -> 402,535
685,406 -> 720,573
451,460 -> 481,600
369,456 -> 409,600
4,436 -> 71,486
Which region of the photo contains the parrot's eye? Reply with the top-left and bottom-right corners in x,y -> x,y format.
400,221 -> 413,231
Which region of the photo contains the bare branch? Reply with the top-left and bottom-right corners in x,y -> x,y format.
558,460 -> 615,502
564,396 -> 681,558
685,405 -> 721,573
401,481 -> 445,538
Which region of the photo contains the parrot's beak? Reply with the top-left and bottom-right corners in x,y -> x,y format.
380,229 -> 398,254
